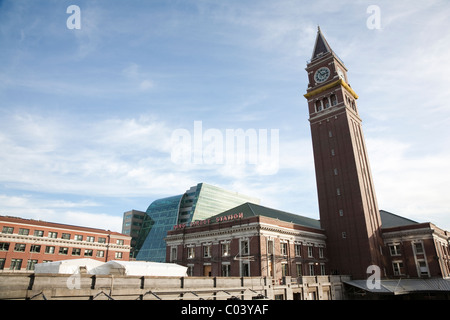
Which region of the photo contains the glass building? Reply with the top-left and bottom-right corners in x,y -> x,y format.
133,183 -> 260,262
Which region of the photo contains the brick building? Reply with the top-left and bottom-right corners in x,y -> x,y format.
165,203 -> 328,279
0,215 -> 131,271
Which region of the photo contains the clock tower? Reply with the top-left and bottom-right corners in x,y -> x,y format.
304,27 -> 386,279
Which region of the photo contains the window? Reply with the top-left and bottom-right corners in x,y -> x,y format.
0,242 -> 10,251
393,261 -> 404,276
339,209 -> 344,217
281,263 -> 289,277
221,263 -> 231,277
10,259 -> 22,270
187,265 -> 194,276
86,236 -> 95,243
240,240 -> 249,255
295,244 -> 302,257
59,247 -> 69,255
26,259 -> 38,271
116,239 -> 124,245
296,263 -> 303,277
98,237 -> 106,243
203,245 -> 211,258
0,258 -> 5,270
334,168 -> 338,175
241,261 -> 250,277
323,98 -> 330,109
319,247 -> 324,259
170,246 -> 177,262
413,242 -> 424,254
308,246 -> 313,258
417,260 -> 429,277
84,249 -> 93,257
2,226 -> 14,234
320,264 -> 326,275
221,243 -> 230,257
33,230 -> 44,237
342,232 -> 347,239
45,246 -> 55,254
187,247 -> 195,259
331,94 -> 337,106
389,244 -> 402,256
72,248 -> 81,256
61,233 -> 71,240
18,228 -> 29,235
328,130 -> 333,138
315,100 -> 323,112
30,245 -> 41,253
331,149 -> 335,156
267,240 -> 274,255
48,232 -> 58,239
97,250 -> 105,258
336,188 -> 341,196
309,263 -> 315,276
115,252 -> 123,259
14,243 -> 26,252
74,235 -> 83,241
280,242 -> 288,256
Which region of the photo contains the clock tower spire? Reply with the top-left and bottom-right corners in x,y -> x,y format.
304,28 -> 386,279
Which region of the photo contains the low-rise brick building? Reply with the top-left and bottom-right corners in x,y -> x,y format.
0,215 -> 131,271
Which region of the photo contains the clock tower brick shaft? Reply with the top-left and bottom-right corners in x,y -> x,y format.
304,27 -> 386,279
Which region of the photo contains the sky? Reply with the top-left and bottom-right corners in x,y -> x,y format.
1,0 -> 450,232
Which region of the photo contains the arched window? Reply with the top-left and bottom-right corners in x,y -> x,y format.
315,100 -> 323,112
323,98 -> 330,109
330,94 -> 337,106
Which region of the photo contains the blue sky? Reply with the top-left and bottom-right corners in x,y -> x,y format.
1,0 -> 450,232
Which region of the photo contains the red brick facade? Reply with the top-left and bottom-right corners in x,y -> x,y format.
0,216 -> 131,271
166,215 -> 327,280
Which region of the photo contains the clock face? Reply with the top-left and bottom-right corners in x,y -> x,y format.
314,67 -> 330,83
337,69 -> 345,81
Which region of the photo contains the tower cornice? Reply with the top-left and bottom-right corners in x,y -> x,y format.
304,79 -> 358,100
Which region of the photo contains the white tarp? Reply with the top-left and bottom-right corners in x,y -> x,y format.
34,258 -> 105,275
91,260 -> 188,277
34,259 -> 188,277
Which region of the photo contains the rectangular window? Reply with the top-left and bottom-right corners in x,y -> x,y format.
393,261 -> 404,276
414,242 -> 424,254
170,246 -> 177,262
308,246 -> 313,258
2,226 -> 14,234
84,249 -> 93,257
59,247 -> 69,255
203,245 -> 211,258
61,233 -> 71,240
98,237 -> 106,243
221,263 -> 231,277
187,265 -> 194,276
10,259 -> 22,270
97,250 -> 105,258
320,264 -> 326,276
0,242 -> 10,251
280,242 -> 288,256
342,232 -> 347,239
33,230 -> 44,237
187,247 -> 195,259
115,252 -> 123,259
389,244 -> 401,256
26,259 -> 38,271
74,235 -> 83,241
296,263 -> 302,277
30,245 -> 41,253
267,240 -> 274,255
72,248 -> 81,256
14,243 -> 26,252
295,244 -> 302,257
221,243 -> 230,257
281,263 -> 289,277
48,232 -> 58,239
309,263 -> 315,276
116,239 -> 124,245
18,228 -> 29,235
45,246 -> 55,254
319,247 -> 324,259
86,236 -> 95,243
240,240 -> 249,255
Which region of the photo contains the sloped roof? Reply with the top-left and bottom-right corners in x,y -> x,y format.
210,202 -> 322,230
379,210 -> 418,228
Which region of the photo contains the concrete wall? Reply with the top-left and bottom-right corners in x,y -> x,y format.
0,272 -> 350,300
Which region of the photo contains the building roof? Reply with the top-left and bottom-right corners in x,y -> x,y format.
311,26 -> 332,60
209,202 -> 322,230
0,215 -> 128,237
379,210 -> 419,228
